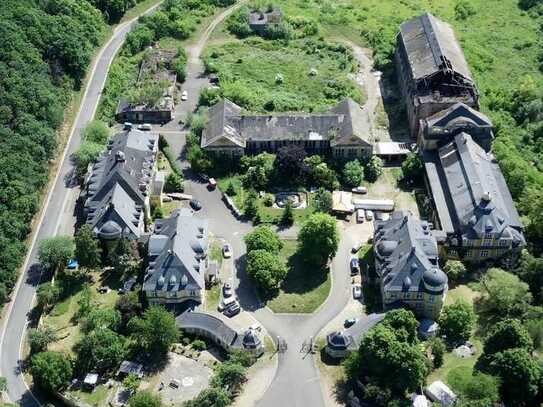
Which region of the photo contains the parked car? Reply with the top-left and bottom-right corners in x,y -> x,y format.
375,212 -> 390,221
123,122 -> 133,130
352,241 -> 363,253
356,209 -> 365,223
137,123 -> 152,131
223,282 -> 233,298
181,90 -> 188,101
218,295 -> 237,311
344,318 -> 358,328
365,210 -> 374,221
190,199 -> 202,211
351,186 -> 368,194
223,244 -> 232,258
67,259 -> 79,271
223,301 -> 241,317
208,178 -> 217,190
352,284 -> 362,299
350,258 -> 360,275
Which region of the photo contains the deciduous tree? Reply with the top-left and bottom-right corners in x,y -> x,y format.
30,351 -> 73,392
75,328 -> 127,374
298,213 -> 339,265
246,250 -> 288,291
439,300 -> 475,345
343,160 -> 364,187
38,236 -> 74,271
75,225 -> 102,269
129,306 -> 178,356
244,226 -> 283,254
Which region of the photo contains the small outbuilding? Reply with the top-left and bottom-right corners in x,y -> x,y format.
117,361 -> 144,379
83,373 -> 99,390
425,380 -> 457,406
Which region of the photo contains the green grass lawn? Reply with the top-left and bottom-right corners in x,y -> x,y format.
42,270 -> 120,355
67,384 -> 112,407
265,239 -> 331,313
204,37 -> 364,113
205,284 -> 221,312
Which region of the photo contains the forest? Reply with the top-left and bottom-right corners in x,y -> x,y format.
0,0 -> 149,304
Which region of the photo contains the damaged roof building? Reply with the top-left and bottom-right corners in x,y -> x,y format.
84,129 -> 159,241
395,13 -> 479,137
116,48 -> 178,124
201,98 -> 372,159
395,13 -> 525,265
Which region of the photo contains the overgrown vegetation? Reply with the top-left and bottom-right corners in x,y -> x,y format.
203,37 -> 363,113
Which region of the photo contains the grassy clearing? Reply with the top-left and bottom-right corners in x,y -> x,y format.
427,338 -> 483,386
42,270 -> 120,355
204,37 -> 364,113
205,284 -> 221,312
445,284 -> 479,307
67,384 -> 113,407
265,239 -> 331,313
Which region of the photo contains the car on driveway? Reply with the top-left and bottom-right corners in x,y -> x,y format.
208,178 -> 217,190
181,90 -> 188,101
223,244 -> 232,258
365,210 -> 374,221
352,241 -> 363,253
352,284 -> 362,299
190,199 -> 202,211
344,318 -> 358,328
218,295 -> 236,311
351,186 -> 368,194
223,301 -> 241,317
137,123 -> 152,131
223,281 -> 233,298
350,258 -> 360,275
356,209 -> 364,223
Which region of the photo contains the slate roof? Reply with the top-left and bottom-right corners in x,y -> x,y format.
424,133 -> 524,243
201,98 -> 371,149
326,313 -> 386,352
398,13 -> 473,82
374,211 -> 447,295
85,129 -> 158,239
144,209 -> 208,295
249,8 -> 282,27
176,311 -> 240,347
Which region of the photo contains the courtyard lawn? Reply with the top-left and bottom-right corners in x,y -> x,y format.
204,38 -> 364,113
265,239 -> 331,313
427,338 -> 483,386
67,384 -> 112,407
205,284 -> 221,312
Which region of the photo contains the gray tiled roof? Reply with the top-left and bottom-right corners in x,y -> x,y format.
374,211 -> 447,295
201,98 -> 370,149
398,13 -> 473,82
424,133 -> 524,243
85,130 -> 158,239
176,311 -> 239,347
144,209 -> 208,294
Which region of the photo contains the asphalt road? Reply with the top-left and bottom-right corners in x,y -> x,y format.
0,4 -> 163,405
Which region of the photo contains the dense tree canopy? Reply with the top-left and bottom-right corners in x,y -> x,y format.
244,226 -> 283,254
75,327 -> 127,374
246,249 -> 288,291
129,305 -> 178,356
439,300 -> 476,345
37,236 -> 74,271
75,225 -> 102,269
343,160 -> 364,187
298,213 -> 339,265
30,351 -> 73,392
128,391 -> 162,407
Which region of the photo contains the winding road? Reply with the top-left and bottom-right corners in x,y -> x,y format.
0,1 -> 376,406
0,3 -> 166,405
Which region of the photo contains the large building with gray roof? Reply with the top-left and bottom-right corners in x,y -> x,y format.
84,129 -> 159,241
423,133 -> 525,264
143,209 -> 208,305
395,13 -> 479,137
201,98 -> 372,159
373,211 -> 448,320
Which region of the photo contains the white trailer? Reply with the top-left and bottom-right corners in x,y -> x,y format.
352,199 -> 395,212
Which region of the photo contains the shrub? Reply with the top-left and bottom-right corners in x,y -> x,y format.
192,339 -> 207,351
31,351 -> 73,392
164,172 -> 184,193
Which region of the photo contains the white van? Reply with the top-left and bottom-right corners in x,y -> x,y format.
365,210 -> 374,221
356,209 -> 365,223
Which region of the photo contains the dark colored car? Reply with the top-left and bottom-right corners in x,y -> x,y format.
223,301 -> 241,317
350,258 -> 360,275
190,199 -> 202,211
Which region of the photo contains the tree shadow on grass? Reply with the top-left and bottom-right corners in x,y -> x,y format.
319,348 -> 350,405
280,252 -> 328,295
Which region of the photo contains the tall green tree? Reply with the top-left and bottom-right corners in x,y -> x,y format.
210,361 -> 247,393
28,326 -> 57,354
74,225 -> 102,269
439,300 -> 475,345
298,213 -> 339,265
365,156 -> 383,182
182,387 -> 231,407
244,226 -> 283,254
36,282 -> 60,311
281,200 -> 294,226
38,236 -> 74,271
246,250 -> 288,291
75,328 -> 127,374
313,188 -> 332,213
343,159 -> 364,187
30,351 -> 73,392
129,306 -> 178,356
